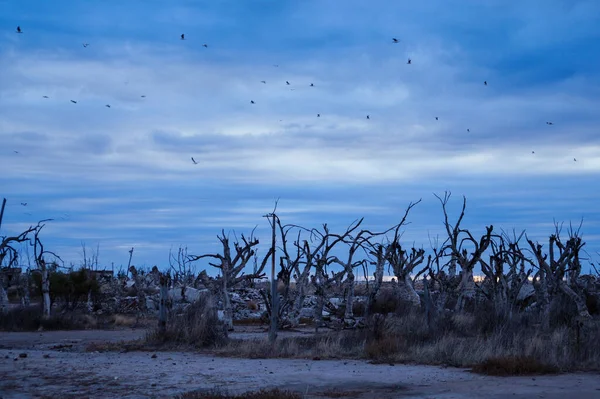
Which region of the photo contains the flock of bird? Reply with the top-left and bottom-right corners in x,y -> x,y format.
10,24 -> 578,171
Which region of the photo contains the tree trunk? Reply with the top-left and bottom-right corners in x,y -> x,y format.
314,291 -> 325,333
222,278 -> 234,331
158,275 -> 168,336
455,267 -> 475,312
0,283 -> 8,314
19,274 -> 30,306
344,272 -> 355,319
365,256 -> 385,318
396,273 -> 420,307
87,289 -> 93,313
289,276 -> 310,327
559,281 -> 591,319
41,268 -> 51,318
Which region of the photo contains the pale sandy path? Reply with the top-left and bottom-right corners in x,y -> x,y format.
1,330 -> 599,398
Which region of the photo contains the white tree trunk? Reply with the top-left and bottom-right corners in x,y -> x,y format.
397,274 -> 421,307
87,289 -> 93,313
19,274 -> 30,306
41,268 -> 51,318
455,267 -> 475,312
222,278 -> 234,331
289,275 -> 311,327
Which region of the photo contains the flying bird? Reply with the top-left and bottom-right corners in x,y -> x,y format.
105,104 -> 111,108
203,44 -> 208,48
250,100 -> 255,104
273,64 -> 279,67
310,83 -> 314,87
20,203 -> 27,206
435,117 -> 439,120
191,157 -> 198,165
317,114 -> 320,117
181,34 -> 185,40
574,158 -> 577,162
546,121 -> 554,125
261,80 -> 266,84
484,81 -> 488,86
70,100 -> 77,104
467,129 -> 470,132
42,96 -> 49,98
532,151 -> 535,154
392,38 -> 399,43
14,151 -> 19,154
366,115 -> 370,120
16,26 -> 22,33
286,81 -> 290,85
82,43 -> 89,48
141,95 -> 146,98
407,58 -> 412,65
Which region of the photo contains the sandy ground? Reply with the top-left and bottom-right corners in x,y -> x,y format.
1,329 -> 600,399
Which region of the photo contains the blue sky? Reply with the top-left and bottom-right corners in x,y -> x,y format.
1,0 -> 600,275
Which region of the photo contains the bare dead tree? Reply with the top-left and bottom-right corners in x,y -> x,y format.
291,222 -> 352,330
188,229 -> 273,331
32,220 -> 62,317
263,201 -> 279,343
364,243 -> 388,318
527,223 -> 591,328
387,244 -> 426,307
169,245 -> 197,301
478,230 -> 533,320
435,192 -> 494,312
261,217 -> 303,329
329,218 -> 373,321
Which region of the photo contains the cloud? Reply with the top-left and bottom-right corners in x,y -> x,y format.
1,0 -> 599,269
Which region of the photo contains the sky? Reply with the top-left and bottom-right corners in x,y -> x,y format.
1,0 -> 600,276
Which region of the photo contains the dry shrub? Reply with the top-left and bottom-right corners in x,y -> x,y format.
176,388 -> 301,399
472,355 -> 559,376
112,314 -> 136,327
369,288 -> 399,314
364,336 -> 399,360
352,301 -> 366,317
0,306 -> 97,332
246,300 -> 259,311
233,318 -> 264,326
145,294 -> 227,348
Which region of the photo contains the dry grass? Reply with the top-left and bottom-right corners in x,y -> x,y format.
145,294 -> 228,349
175,388 -> 301,399
210,308 -> 600,373
111,314 -> 137,327
213,333 -> 363,360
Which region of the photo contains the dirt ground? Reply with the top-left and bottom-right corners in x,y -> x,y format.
1,329 -> 600,399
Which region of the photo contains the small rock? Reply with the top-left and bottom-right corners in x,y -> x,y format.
18,353 -> 27,358
312,356 -> 321,361
151,354 -> 157,359
43,354 -> 50,359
